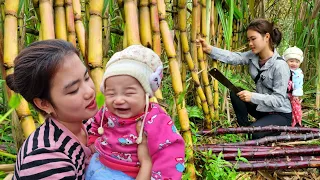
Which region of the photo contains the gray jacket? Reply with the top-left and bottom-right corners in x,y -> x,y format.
209,47 -> 292,113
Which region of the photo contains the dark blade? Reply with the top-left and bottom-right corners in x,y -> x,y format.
209,68 -> 242,93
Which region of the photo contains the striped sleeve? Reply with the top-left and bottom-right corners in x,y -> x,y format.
18,148 -> 76,179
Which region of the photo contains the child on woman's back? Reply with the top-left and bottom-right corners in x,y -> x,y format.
86,45 -> 185,180
283,46 -> 304,127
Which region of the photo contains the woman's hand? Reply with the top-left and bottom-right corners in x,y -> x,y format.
136,121 -> 152,180
196,38 -> 213,54
237,90 -> 252,102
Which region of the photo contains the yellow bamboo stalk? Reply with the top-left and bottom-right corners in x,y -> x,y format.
123,24 -> 128,48
4,173 -> 13,180
54,0 -> 67,40
197,1 -> 214,123
88,0 -> 104,92
149,0 -> 161,56
0,164 -> 14,172
157,0 -> 196,178
211,0 -> 219,120
201,0 -> 208,69
197,43 -> 214,128
139,0 -> 152,47
39,0 -> 55,39
73,0 -> 86,57
191,0 -> 202,110
84,0 -> 89,61
4,0 -> 36,138
102,3 -> 110,69
179,0 -> 211,125
149,0 -> 163,101
17,4 -> 25,52
191,0 -> 198,67
200,0 -> 207,41
65,0 -> 76,46
124,0 -> 140,45
210,0 -> 215,41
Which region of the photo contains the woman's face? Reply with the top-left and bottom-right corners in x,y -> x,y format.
247,29 -> 270,54
48,53 -> 98,123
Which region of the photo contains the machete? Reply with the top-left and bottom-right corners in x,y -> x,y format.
208,68 -> 242,93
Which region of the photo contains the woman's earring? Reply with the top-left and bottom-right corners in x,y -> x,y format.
46,111 -> 51,117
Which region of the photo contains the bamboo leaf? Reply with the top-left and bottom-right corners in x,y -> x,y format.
314,20 -> 318,50
225,0 -> 243,19
102,0 -> 109,15
18,0 -> 24,15
227,0 -> 234,49
9,94 -> 21,109
96,92 -> 105,109
216,0 -> 228,42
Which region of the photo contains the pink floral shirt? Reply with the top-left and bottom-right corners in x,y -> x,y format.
88,103 -> 185,179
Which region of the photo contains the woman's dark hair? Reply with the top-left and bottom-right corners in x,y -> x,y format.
6,39 -> 80,114
247,18 -> 282,49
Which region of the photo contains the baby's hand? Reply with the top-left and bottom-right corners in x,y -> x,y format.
136,121 -> 151,164
293,96 -> 302,103
89,144 -> 96,153
293,96 -> 299,101
136,121 -> 152,180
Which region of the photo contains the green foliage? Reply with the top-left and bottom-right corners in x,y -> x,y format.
198,151 -> 238,180
0,94 -> 21,124
96,92 -> 105,109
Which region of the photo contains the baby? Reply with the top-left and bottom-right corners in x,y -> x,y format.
86,45 -> 185,179
283,46 -> 304,126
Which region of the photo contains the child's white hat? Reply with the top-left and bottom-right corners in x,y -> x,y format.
283,46 -> 304,63
98,45 -> 163,144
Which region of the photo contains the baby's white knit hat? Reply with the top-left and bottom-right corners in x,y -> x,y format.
283,46 -> 304,63
99,45 -> 163,144
100,45 -> 163,96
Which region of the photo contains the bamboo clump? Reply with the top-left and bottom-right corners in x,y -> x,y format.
39,0 -> 55,39
178,0 -> 211,129
54,0 -> 67,40
73,0 -> 86,57
65,0 -> 77,46
3,0 -> 36,138
157,0 -> 196,177
88,0 -> 104,93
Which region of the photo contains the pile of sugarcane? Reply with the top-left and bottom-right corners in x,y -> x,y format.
196,126 -> 320,171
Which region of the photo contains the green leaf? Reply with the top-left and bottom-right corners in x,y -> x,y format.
237,148 -> 241,157
186,106 -> 204,119
9,94 -> 21,109
18,0 -> 25,15
238,157 -> 249,163
102,0 -> 109,15
96,92 -> 105,109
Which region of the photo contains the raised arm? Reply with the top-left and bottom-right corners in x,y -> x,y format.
198,38 -> 252,65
